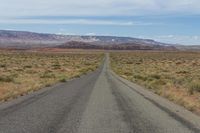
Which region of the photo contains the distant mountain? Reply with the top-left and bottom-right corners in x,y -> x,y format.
0,30 -> 176,50
175,45 -> 200,51
56,41 -> 176,50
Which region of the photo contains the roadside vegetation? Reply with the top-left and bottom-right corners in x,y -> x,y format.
110,51 -> 200,115
0,51 -> 103,101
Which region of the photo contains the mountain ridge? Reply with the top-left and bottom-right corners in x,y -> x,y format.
0,30 -> 176,50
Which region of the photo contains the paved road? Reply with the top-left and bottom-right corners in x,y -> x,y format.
0,54 -> 200,133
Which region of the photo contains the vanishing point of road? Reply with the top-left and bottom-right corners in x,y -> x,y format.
0,54 -> 200,133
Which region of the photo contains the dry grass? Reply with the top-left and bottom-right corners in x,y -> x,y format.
0,51 -> 103,101
110,51 -> 200,115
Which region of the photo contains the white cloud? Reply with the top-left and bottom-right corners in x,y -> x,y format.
0,18 -> 154,26
0,0 -> 199,45
0,0 -> 200,17
145,35 -> 200,45
193,36 -> 199,40
85,33 -> 96,36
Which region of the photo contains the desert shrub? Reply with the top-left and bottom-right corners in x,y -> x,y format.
59,78 -> 67,82
150,74 -> 161,79
52,63 -> 61,69
176,70 -> 188,74
16,68 -> 24,72
75,64 -> 81,68
148,79 -> 166,91
0,64 -> 6,68
23,65 -> 32,69
10,73 -> 18,78
26,70 -> 36,74
126,61 -> 133,64
134,74 -> 148,81
135,62 -> 142,65
84,62 -> 92,65
40,72 -> 56,78
45,84 -> 51,87
146,77 -> 154,82
188,82 -> 200,94
123,71 -> 133,76
79,68 -> 91,74
0,75 -> 14,82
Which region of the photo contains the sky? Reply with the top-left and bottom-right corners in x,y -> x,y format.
0,0 -> 200,45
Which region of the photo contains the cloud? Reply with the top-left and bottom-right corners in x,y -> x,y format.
0,0 -> 200,17
0,0 -> 199,45
0,18 -> 154,26
85,33 -> 96,36
145,35 -> 200,45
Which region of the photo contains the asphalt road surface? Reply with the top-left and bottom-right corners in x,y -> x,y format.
0,54 -> 200,133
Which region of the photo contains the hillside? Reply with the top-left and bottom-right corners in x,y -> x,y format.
0,30 -> 176,50
56,41 -> 176,50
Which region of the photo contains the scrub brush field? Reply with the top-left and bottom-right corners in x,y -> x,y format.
110,51 -> 200,115
0,51 -> 103,101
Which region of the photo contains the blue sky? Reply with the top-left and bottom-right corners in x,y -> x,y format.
0,0 -> 200,45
